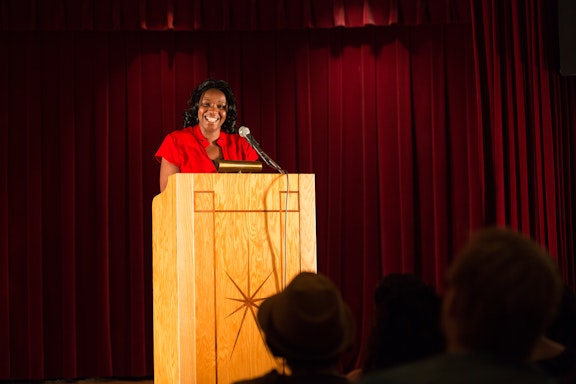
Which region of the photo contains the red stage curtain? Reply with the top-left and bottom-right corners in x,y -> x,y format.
0,0 -> 575,381
470,0 -> 576,283
0,25 -> 476,380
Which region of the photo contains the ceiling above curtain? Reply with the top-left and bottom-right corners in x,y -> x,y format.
0,0 -> 471,31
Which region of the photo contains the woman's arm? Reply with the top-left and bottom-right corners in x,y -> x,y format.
159,157 -> 180,192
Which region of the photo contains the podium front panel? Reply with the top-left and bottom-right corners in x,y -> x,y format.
152,174 -> 317,384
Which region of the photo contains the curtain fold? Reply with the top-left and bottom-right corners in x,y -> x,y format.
0,0 -> 471,31
470,0 -> 576,285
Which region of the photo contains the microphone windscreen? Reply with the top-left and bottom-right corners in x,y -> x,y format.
238,126 -> 250,137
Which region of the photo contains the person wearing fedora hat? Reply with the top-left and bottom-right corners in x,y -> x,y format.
234,271 -> 355,384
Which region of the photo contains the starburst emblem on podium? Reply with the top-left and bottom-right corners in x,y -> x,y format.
225,271 -> 272,356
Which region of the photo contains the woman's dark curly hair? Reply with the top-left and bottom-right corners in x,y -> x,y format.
182,78 -> 238,133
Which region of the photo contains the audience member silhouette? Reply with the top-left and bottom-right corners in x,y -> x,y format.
347,273 -> 445,381
531,283 -> 576,383
360,226 -> 563,384
234,271 -> 355,384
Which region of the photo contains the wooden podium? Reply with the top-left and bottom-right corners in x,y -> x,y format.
152,173 -> 317,384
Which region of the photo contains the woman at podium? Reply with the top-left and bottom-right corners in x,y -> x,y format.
155,78 -> 259,192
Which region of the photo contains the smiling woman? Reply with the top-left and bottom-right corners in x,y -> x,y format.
154,78 -> 260,192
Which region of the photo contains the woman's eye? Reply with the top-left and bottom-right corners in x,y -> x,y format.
218,105 -> 227,110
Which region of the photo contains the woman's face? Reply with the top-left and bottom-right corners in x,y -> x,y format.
197,88 -> 227,137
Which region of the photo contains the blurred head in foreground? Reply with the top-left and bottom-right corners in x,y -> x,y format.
442,226 -> 563,362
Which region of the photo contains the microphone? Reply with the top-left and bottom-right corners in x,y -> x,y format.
238,126 -> 286,174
